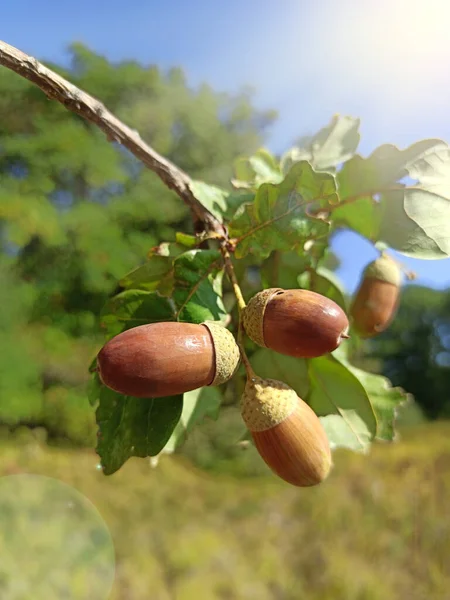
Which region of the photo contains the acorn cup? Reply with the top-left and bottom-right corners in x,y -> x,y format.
350,254 -> 402,338
242,288 -> 349,358
97,321 -> 240,398
241,374 -> 332,487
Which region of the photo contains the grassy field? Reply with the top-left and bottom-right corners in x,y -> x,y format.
0,422 -> 449,600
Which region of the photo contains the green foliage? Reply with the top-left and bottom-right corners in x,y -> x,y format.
281,114 -> 361,173
0,44 -> 272,446
308,355 -> 377,451
229,161 -> 334,258
172,250 -> 227,323
100,291 -> 175,339
162,387 -> 222,454
2,45 -> 449,477
86,112 -> 450,474
96,386 -> 183,476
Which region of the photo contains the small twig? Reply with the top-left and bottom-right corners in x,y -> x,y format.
237,319 -> 255,378
221,247 -> 246,313
219,248 -> 255,376
0,40 -> 224,236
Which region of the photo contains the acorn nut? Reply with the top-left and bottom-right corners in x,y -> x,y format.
97,321 -> 240,398
242,288 -> 349,358
350,254 -> 402,338
241,376 -> 332,487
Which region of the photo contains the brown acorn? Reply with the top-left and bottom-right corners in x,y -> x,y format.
350,254 -> 402,338
242,288 -> 349,358
97,321 -> 240,398
241,375 -> 332,486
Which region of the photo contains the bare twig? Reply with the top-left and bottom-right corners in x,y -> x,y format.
0,40 -> 224,236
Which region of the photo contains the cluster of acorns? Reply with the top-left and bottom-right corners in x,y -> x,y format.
97,254 -> 401,486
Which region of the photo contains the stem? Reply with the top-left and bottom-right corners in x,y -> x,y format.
238,320 -> 256,379
220,247 -> 255,377
221,247 -> 246,313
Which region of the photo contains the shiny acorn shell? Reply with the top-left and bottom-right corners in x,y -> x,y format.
97,321 -> 240,398
242,288 -> 349,358
241,376 -> 332,487
350,255 -> 401,338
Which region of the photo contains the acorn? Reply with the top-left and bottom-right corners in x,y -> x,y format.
242,288 -> 349,358
350,254 -> 402,338
241,375 -> 332,486
97,321 -> 240,398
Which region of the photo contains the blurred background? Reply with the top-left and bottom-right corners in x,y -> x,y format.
1,1 -> 450,598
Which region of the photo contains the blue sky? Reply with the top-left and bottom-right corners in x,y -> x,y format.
3,0 -> 450,292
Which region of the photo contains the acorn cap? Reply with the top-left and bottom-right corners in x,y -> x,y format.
241,376 -> 297,432
202,321 -> 240,386
364,254 -> 402,287
242,288 -> 282,347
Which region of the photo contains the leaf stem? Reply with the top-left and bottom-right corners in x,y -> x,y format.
221,247 -> 246,313
220,246 -> 255,377
238,320 -> 256,379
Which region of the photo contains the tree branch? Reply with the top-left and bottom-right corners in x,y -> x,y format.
0,40 -> 224,236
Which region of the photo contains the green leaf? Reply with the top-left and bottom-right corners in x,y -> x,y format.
233,148 -> 283,187
391,145 -> 450,258
337,139 -> 444,199
87,372 -> 102,407
96,386 -> 183,475
229,161 -> 334,259
307,355 -> 377,451
161,387 -> 222,453
119,256 -> 174,293
320,414 -> 370,452
260,249 -> 312,290
280,147 -> 313,176
308,115 -> 361,171
343,365 -> 409,441
189,180 -> 228,221
307,266 -> 348,311
100,290 -> 175,339
281,115 -> 360,173
172,249 -> 227,323
378,191 -> 446,259
251,349 -> 310,399
335,139 -> 447,247
222,190 -> 255,220
331,196 -> 382,240
175,232 -> 198,248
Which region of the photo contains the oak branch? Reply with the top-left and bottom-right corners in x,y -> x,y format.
0,40 -> 224,236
